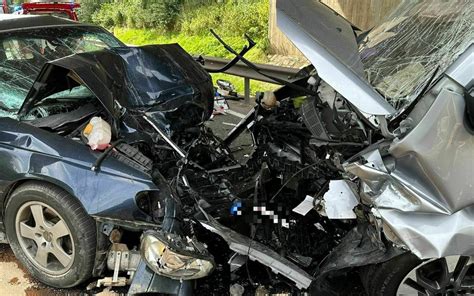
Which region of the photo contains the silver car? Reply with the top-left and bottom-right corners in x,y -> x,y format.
274,0 -> 473,294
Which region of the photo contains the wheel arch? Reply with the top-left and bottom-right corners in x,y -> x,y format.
1,177 -> 83,223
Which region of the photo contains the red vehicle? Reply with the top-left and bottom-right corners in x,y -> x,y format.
21,1 -> 80,21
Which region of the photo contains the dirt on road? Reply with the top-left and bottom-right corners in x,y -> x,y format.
0,244 -> 69,295
0,244 -> 122,295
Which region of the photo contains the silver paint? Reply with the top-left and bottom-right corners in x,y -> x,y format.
379,207 -> 474,258
445,43 -> 473,90
389,88 -> 474,214
276,0 -> 395,116
345,74 -> 474,258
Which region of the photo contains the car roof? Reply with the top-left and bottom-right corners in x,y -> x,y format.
0,14 -> 93,33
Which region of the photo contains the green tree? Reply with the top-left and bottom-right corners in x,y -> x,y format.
78,0 -> 107,24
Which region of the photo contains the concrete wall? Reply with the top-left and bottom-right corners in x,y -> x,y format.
269,0 -> 402,56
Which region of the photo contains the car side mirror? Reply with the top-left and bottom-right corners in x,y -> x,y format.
465,90 -> 474,134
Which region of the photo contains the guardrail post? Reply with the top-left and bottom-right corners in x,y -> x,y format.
244,77 -> 251,103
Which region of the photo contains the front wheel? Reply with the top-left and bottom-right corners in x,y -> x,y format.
4,182 -> 97,288
362,253 -> 474,296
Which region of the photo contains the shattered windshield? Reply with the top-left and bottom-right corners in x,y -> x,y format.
0,26 -> 122,117
360,0 -> 473,110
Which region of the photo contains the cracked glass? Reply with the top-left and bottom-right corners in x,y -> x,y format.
0,26 -> 122,118
360,0 -> 473,111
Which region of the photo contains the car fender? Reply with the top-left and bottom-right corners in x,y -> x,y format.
0,118 -> 157,223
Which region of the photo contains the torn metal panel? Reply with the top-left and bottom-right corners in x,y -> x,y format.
378,206 -> 474,259
317,223 -> 404,275
344,152 -> 449,214
344,83 -> 474,259
199,217 -> 314,289
389,88 -> 474,214
345,103 -> 474,214
292,195 -> 315,216
322,180 -> 359,219
228,253 -> 248,273
277,0 -> 364,76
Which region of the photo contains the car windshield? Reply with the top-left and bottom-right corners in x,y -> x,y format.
0,26 -> 122,117
360,0 -> 473,110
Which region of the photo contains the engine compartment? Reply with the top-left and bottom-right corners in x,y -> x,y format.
22,66 -> 383,294
12,40 -> 392,294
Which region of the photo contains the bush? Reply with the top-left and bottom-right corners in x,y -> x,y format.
144,0 -> 182,30
91,0 -> 182,30
91,2 -> 118,28
180,0 -> 269,40
78,0 -> 107,24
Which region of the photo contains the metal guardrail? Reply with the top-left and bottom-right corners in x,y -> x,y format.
201,56 -> 300,101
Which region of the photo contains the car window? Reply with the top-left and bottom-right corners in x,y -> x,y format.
0,26 -> 122,117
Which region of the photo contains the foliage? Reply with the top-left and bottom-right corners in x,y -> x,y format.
146,0 -> 182,30
91,0 -> 183,30
78,0 -> 106,24
115,28 -> 267,60
180,0 -> 269,41
90,0 -> 268,41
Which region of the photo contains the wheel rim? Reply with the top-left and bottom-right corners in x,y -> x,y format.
15,201 -> 75,275
397,255 -> 474,295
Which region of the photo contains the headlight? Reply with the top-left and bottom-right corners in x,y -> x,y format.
140,231 -> 215,280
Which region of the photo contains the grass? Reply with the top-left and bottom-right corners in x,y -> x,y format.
114,28 -> 279,95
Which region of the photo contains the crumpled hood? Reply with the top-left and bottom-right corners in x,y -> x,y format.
19,44 -> 214,119
276,0 -> 396,115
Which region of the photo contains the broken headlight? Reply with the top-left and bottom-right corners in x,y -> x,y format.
140,231 -> 215,280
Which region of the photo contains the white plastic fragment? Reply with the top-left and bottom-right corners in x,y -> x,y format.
323,180 -> 359,219
292,195 -> 315,216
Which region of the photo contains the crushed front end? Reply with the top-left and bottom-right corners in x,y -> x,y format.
13,1 -> 473,292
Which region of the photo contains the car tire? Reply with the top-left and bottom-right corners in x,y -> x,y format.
361,253 -> 421,296
4,181 -> 96,288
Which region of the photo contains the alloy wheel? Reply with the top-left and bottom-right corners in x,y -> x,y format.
397,255 -> 474,295
15,201 -> 75,275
